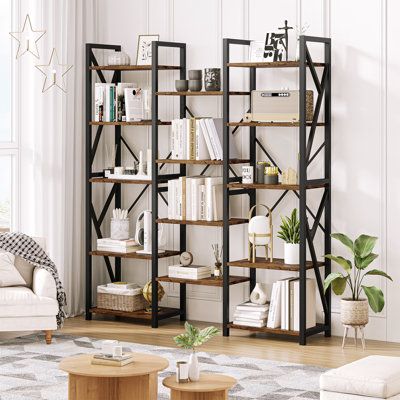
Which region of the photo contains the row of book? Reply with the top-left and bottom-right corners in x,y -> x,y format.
233,278 -> 316,331
168,264 -> 212,280
170,118 -> 238,160
167,176 -> 222,221
97,238 -> 142,253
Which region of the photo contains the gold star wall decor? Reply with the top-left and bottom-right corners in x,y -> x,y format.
35,48 -> 73,93
9,14 -> 46,59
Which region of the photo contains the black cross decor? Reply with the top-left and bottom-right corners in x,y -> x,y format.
278,20 -> 293,61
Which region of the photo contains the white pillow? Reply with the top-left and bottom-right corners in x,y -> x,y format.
0,252 -> 27,287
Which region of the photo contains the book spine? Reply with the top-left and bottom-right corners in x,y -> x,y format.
200,184 -> 206,220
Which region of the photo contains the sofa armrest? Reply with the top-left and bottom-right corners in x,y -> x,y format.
32,268 -> 57,300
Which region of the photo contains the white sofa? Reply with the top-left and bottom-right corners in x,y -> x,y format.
0,238 -> 58,344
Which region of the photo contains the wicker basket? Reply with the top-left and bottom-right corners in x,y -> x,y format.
340,298 -> 369,325
97,285 -> 147,312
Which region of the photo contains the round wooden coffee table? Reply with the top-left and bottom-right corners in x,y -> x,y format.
163,373 -> 236,400
60,353 -> 168,400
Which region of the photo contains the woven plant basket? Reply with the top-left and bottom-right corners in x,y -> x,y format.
340,298 -> 369,325
97,290 -> 147,312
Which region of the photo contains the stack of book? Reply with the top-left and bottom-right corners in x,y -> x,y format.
91,353 -> 135,367
168,264 -> 212,280
267,278 -> 316,331
167,176 -> 222,221
233,301 -> 270,328
97,238 -> 142,253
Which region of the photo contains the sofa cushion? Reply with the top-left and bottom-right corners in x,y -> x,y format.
0,252 -> 26,287
0,286 -> 58,317
14,256 -> 34,287
320,356 -> 400,398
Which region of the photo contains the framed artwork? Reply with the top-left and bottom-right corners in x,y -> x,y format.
264,32 -> 286,62
136,34 -> 159,65
248,41 -> 265,62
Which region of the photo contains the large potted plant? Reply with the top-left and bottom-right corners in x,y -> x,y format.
277,208 -> 300,264
173,322 -> 219,382
324,233 -> 392,326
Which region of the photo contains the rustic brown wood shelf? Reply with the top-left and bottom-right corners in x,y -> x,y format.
228,182 -> 327,190
156,158 -> 249,165
157,275 -> 250,287
227,61 -> 325,68
228,322 -> 326,337
89,65 -> 180,71
227,257 -> 324,271
90,177 -> 152,185
156,217 -> 247,226
90,249 -> 180,260
89,120 -> 171,126
227,121 -> 325,127
90,307 -> 180,320
156,91 -> 249,96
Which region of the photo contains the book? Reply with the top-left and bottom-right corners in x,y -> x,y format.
267,281 -> 282,329
206,118 -> 223,160
125,88 -> 143,121
116,83 -> 135,121
280,277 -> 298,330
187,118 -> 196,160
233,319 -> 266,328
191,177 -> 205,220
205,177 -> 222,221
195,119 -> 209,160
91,353 -> 134,367
94,83 -> 104,122
235,301 -> 270,313
168,264 -> 211,273
97,238 -> 139,247
233,311 -> 269,319
168,264 -> 211,279
293,279 -> 316,331
199,118 -> 215,159
97,245 -> 142,253
106,282 -> 140,290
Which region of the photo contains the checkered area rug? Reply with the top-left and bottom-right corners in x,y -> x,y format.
0,334 -> 325,399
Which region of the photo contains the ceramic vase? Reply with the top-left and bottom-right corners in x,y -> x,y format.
188,351 -> 200,381
340,298 -> 369,326
284,243 -> 299,264
250,283 -> 268,305
204,68 -> 221,91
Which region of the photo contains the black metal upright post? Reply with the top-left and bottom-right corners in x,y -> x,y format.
299,36 -> 308,345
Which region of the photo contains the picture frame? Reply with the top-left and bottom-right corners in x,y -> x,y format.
136,34 -> 159,66
248,41 -> 265,62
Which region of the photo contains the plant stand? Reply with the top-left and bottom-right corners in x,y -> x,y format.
342,324 -> 366,350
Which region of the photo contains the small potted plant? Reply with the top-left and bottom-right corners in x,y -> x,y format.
277,208 -> 300,264
173,322 -> 219,382
324,233 -> 392,326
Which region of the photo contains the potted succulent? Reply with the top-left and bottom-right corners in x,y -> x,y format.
277,208 -> 300,264
324,233 -> 392,326
173,322 -> 219,382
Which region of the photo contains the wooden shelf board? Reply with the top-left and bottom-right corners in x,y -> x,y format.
156,275 -> 250,287
156,158 -> 249,165
156,218 -> 247,226
227,257 -> 324,271
89,120 -> 171,126
227,121 -> 325,127
90,177 -> 152,185
90,249 -> 180,260
90,307 -> 180,320
155,91 -> 249,96
228,182 -> 327,190
89,65 -> 180,71
228,323 -> 300,336
227,61 -> 325,68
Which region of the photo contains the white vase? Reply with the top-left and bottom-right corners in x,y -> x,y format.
250,283 -> 268,305
284,243 -> 299,264
188,351 -> 200,382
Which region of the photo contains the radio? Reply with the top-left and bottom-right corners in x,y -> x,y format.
245,90 -> 314,123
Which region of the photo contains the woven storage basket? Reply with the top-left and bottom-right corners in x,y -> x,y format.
97,285 -> 147,312
340,298 -> 369,325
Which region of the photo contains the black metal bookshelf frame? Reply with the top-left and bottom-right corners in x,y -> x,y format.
222,35 -> 332,345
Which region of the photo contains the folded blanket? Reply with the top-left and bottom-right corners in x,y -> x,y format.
0,232 -> 66,327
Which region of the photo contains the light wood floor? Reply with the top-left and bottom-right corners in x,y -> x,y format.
61,316 -> 400,369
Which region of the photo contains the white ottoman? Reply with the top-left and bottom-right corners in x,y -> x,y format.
320,356 -> 400,399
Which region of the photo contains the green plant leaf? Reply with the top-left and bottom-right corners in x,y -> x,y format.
362,285 -> 385,313
354,234 -> 377,258
324,272 -> 347,294
355,253 -> 379,269
278,209 -> 299,244
331,233 -> 354,252
364,269 -> 393,281
325,254 -> 352,273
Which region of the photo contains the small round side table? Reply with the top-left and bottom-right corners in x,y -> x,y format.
163,373 -> 236,400
60,353 -> 168,400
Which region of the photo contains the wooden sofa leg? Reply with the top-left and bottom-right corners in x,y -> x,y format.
45,330 -> 52,344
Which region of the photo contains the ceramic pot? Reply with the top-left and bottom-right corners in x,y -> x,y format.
284,243 -> 299,264
108,51 -> 130,66
175,79 -> 188,92
188,80 -> 202,92
264,174 -> 279,185
188,351 -> 200,381
250,283 -> 268,305
204,68 -> 221,91
340,299 -> 369,326
188,69 -> 202,80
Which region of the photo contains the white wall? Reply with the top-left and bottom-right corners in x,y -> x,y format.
95,0 -> 400,342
